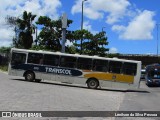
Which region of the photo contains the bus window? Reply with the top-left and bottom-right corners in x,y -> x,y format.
11,52 -> 26,65
93,59 -> 108,72
123,62 -> 137,76
77,58 -> 92,70
43,54 -> 59,66
27,53 -> 43,64
60,56 -> 77,68
109,61 -> 122,74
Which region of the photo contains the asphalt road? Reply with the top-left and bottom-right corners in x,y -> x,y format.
0,71 -> 160,120
116,80 -> 160,120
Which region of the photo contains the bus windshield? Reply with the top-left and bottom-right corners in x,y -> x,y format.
148,69 -> 160,79
11,52 -> 26,65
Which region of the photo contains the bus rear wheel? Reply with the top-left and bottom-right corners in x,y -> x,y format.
87,78 -> 99,89
25,72 -> 35,82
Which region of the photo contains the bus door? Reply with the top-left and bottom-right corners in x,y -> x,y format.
56,56 -> 76,84
27,53 -> 44,79
42,54 -> 60,81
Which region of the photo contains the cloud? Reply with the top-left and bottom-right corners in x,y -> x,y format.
0,0 -> 62,47
3,0 -> 62,19
83,21 -> 98,34
109,47 -> 118,53
112,25 -> 126,33
71,0 -> 131,24
65,40 -> 73,46
112,10 -> 155,40
0,27 -> 14,47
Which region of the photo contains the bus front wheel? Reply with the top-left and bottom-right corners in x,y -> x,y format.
25,71 -> 35,82
87,78 -> 99,89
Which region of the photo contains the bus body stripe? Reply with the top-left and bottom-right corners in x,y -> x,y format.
11,64 -> 83,76
84,73 -> 134,83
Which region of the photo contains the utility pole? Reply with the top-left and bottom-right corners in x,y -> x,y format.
35,27 -> 38,46
157,24 -> 160,56
61,13 -> 67,53
80,0 -> 87,54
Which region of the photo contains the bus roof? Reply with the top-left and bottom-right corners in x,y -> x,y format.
11,48 -> 141,63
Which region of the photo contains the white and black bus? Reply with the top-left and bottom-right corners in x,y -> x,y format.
8,48 -> 141,89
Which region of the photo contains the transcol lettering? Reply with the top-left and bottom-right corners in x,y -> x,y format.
45,67 -> 71,75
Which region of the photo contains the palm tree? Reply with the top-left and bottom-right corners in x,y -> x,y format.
16,11 -> 36,49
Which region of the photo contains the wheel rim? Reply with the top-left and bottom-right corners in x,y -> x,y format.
89,80 -> 97,88
26,72 -> 34,81
27,74 -> 32,80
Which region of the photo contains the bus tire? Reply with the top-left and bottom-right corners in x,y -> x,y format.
25,71 -> 35,82
87,78 -> 99,89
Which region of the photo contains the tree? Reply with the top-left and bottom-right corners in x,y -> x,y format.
6,12 -> 109,56
0,47 -> 11,53
73,30 -> 109,56
73,29 -> 92,54
6,11 -> 36,49
16,11 -> 36,49
36,16 -> 74,51
65,45 -> 77,54
89,31 -> 109,56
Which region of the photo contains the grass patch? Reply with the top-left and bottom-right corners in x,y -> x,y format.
0,65 -> 8,71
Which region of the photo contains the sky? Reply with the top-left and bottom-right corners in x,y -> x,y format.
0,0 -> 160,54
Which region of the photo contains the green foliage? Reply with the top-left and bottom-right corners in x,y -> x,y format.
36,16 -> 74,51
0,46 -> 11,53
73,30 -> 109,56
8,11 -> 110,56
14,11 -> 36,49
108,53 -> 120,58
30,45 -> 47,51
65,45 -> 77,54
0,65 -> 8,71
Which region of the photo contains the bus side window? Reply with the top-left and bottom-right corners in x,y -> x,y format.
43,54 -> 60,66
60,56 -> 77,68
39,57 -> 43,64
92,59 -> 108,72
123,62 -> 137,76
27,53 -> 43,65
77,58 -> 92,70
109,61 -> 122,74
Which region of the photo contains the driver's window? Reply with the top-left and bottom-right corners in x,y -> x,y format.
11,52 -> 26,65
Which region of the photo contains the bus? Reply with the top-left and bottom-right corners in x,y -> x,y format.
8,48 -> 141,89
145,63 -> 160,87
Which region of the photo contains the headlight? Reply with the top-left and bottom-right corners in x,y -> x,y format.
147,79 -> 152,82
